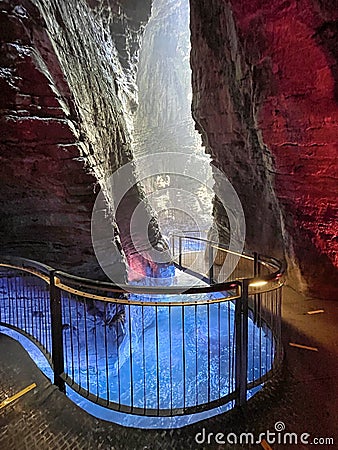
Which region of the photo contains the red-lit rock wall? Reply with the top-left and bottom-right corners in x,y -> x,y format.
190,0 -> 338,298
190,1 -> 285,259
0,1 -> 102,275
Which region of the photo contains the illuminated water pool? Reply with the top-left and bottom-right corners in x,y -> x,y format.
0,265 -> 274,428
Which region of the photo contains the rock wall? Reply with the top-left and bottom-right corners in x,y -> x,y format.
0,0 -> 101,275
190,0 -> 338,298
0,0 -> 166,278
190,1 -> 284,258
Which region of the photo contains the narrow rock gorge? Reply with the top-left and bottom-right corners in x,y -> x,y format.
133,0 -> 213,235
0,0 -> 337,298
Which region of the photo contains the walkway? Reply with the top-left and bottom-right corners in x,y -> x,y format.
0,285 -> 337,449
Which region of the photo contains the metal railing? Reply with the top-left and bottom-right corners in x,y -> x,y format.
0,236 -> 284,417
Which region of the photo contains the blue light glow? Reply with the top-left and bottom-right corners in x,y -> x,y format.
0,265 -> 273,428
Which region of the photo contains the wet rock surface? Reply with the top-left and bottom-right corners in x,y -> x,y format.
0,0 -> 166,277
190,0 -> 338,298
0,0 -> 100,275
231,0 -> 338,299
190,1 -> 284,260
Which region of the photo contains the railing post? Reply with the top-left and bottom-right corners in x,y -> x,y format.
49,271 -> 65,392
178,235 -> 182,267
209,244 -> 214,284
253,251 -> 259,277
171,234 -> 175,257
235,279 -> 248,407
253,252 -> 261,324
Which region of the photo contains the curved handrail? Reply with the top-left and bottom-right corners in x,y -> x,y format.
169,233 -> 285,282
0,256 -> 54,283
53,276 -> 239,306
54,270 -> 240,296
0,235 -> 285,305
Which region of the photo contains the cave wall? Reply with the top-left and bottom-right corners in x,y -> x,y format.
0,0 -> 164,277
0,0 -> 102,274
190,0 -> 338,298
190,1 -> 284,258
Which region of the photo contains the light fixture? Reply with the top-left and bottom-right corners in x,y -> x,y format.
249,280 -> 268,288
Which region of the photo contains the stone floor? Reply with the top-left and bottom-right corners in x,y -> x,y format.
0,285 -> 337,450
